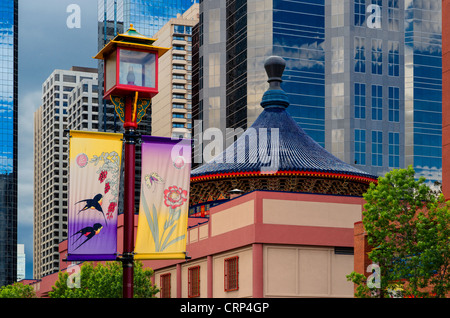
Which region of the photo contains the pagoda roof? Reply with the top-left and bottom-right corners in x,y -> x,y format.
191,56 -> 377,185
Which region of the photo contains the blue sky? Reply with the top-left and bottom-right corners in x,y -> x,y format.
18,0 -> 98,279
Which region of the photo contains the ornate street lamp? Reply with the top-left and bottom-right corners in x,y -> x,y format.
94,24 -> 169,298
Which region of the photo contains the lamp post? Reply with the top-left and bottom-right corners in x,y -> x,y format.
94,24 -> 169,298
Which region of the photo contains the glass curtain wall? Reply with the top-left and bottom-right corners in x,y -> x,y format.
0,0 -> 17,287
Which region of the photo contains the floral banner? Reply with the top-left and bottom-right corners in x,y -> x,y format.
67,131 -> 123,261
135,136 -> 191,260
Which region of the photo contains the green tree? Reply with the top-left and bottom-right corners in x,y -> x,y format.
49,261 -> 159,298
347,166 -> 450,298
0,282 -> 36,298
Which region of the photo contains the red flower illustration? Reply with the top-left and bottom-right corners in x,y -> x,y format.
104,182 -> 110,194
108,202 -> 117,213
164,186 -> 188,209
99,170 -> 108,183
107,202 -> 117,220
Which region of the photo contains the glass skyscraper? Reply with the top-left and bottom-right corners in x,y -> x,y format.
193,0 -> 325,159
194,0 -> 442,183
0,0 -> 18,287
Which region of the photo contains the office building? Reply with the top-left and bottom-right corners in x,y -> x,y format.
33,67 -> 98,279
17,244 -> 25,281
325,0 -> 441,181
0,0 -> 18,287
193,0 -> 442,182
152,4 -> 199,138
193,0 -> 327,161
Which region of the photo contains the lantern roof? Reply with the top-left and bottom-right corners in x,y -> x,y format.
93,24 -> 170,60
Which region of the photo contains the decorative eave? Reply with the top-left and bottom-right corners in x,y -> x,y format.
93,24 -> 170,60
190,170 -> 378,185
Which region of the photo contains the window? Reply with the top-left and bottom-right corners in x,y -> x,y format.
160,273 -> 171,298
173,123 -> 185,128
371,85 -> 382,120
371,39 -> 382,75
224,256 -> 239,291
372,130 -> 383,167
332,83 -> 344,119
389,86 -> 399,122
354,0 -> 366,26
188,266 -> 200,298
355,129 -> 366,165
331,1 -> 344,27
354,37 -> 366,73
388,41 -> 399,76
389,132 -> 400,168
354,83 -> 366,119
331,37 -> 344,74
388,0 -> 400,31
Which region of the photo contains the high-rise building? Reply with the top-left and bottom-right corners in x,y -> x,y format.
17,244 -> 25,281
194,0 -> 442,182
0,0 -> 18,287
152,4 -> 199,139
33,67 -> 98,279
193,0 -> 326,160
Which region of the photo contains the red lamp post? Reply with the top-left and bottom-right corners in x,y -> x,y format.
94,24 -> 169,298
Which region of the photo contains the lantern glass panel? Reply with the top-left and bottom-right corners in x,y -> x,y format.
105,52 -> 117,93
119,49 -> 156,88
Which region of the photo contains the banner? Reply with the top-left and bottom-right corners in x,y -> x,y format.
67,131 -> 123,261
135,136 -> 191,260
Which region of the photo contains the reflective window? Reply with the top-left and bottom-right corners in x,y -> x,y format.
332,83 -> 344,119
354,0 -> 366,26
355,129 -> 366,165
372,130 -> 383,167
389,86 -> 399,122
371,85 -> 382,120
354,83 -> 366,119
208,53 -> 220,88
389,132 -> 400,168
371,39 -> 382,75
331,1 -> 344,27
331,37 -> 344,74
388,0 -> 400,31
354,36 -> 365,73
332,129 -> 344,161
388,41 -> 399,76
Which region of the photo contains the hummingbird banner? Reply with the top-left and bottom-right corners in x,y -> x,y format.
67,131 -> 123,261
134,136 -> 191,260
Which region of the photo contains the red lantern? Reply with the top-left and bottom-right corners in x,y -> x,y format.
94,24 -> 169,128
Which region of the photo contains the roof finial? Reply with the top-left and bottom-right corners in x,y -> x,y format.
265,56 -> 285,90
260,56 -> 290,109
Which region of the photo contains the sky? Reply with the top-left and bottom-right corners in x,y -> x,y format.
18,0 -> 98,279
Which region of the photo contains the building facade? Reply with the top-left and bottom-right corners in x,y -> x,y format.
193,0 -> 442,182
33,67 -> 98,279
152,4 -> 199,139
0,0 -> 18,287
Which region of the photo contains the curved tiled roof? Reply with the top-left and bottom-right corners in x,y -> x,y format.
191,56 -> 377,184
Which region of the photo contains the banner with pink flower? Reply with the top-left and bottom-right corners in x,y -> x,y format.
135,135 -> 191,260
67,131 -> 123,261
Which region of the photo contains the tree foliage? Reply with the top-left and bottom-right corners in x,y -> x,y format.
49,261 -> 159,298
347,166 -> 450,298
0,282 -> 36,298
